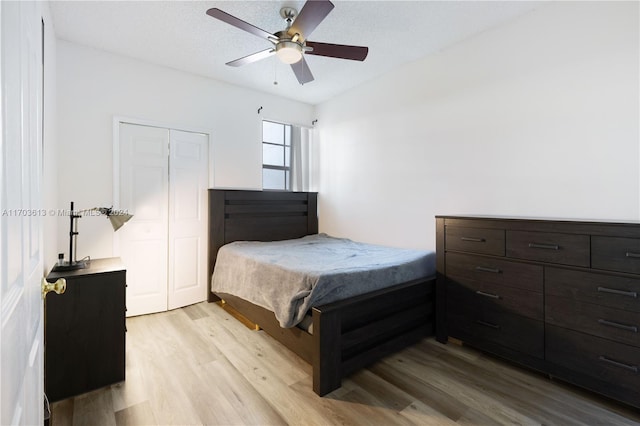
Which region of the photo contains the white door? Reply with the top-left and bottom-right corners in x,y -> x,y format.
0,1 -> 45,424
118,123 -> 208,316
168,130 -> 208,310
118,123 -> 170,316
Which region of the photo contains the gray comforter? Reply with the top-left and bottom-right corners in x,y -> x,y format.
211,234 -> 436,328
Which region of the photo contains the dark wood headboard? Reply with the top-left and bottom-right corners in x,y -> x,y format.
207,189 -> 318,302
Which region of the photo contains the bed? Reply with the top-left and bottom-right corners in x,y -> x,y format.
208,189 -> 436,396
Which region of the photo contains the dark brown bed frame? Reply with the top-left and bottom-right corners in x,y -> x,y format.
208,189 -> 435,396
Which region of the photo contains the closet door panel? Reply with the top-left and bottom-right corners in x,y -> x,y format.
118,123 -> 169,316
168,130 -> 209,310
173,237 -> 199,291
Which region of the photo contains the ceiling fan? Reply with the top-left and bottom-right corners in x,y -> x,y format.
206,0 -> 369,85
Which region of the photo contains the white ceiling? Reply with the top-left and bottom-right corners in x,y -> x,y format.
50,1 -> 542,105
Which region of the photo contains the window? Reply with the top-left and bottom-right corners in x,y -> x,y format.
262,120 -> 291,190
262,120 -> 314,192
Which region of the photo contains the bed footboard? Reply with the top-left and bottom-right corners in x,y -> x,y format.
311,277 -> 435,396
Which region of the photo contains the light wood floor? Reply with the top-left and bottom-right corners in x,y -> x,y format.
51,302 -> 640,425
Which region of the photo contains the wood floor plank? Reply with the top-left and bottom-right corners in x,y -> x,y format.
50,398 -> 73,426
288,374 -> 409,426
164,307 -> 221,365
454,404 -> 511,426
205,304 -> 310,386
367,360 -> 470,422
168,354 -> 245,425
132,331 -> 203,424
137,361 -> 201,424
114,401 -> 156,426
375,353 -> 542,425
195,314 -> 337,425
71,388 -> 116,426
420,340 -> 640,424
401,346 -> 589,426
336,388 -> 416,426
398,400 -> 459,426
182,302 -> 209,321
51,302 -> 640,425
202,357 -> 288,425
110,366 -> 148,413
346,369 -> 415,412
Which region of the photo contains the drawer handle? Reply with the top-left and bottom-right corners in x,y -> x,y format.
475,266 -> 501,274
598,356 -> 638,373
461,237 -> 485,243
528,243 -> 559,250
476,290 -> 500,299
475,320 -> 500,329
625,252 -> 640,259
597,286 -> 638,298
598,319 -> 638,333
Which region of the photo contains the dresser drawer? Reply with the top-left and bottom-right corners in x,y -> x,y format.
446,252 -> 542,293
546,295 -> 640,347
447,277 -> 542,321
592,236 -> 640,274
447,307 -> 543,358
546,268 -> 640,313
506,230 -> 589,267
546,325 -> 640,396
445,226 -> 504,256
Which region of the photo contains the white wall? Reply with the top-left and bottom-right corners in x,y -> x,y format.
56,41 -> 314,261
316,1 -> 639,251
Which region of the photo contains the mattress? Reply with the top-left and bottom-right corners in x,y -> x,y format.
211,233 -> 436,328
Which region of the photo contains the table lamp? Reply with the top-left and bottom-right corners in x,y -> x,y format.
52,201 -> 133,272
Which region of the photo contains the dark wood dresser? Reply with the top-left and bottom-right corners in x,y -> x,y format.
436,216 -> 640,408
45,258 -> 126,402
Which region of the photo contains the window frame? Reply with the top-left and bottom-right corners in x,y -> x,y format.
262,120 -> 292,191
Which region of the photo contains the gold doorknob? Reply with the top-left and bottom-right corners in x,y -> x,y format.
42,277 -> 66,299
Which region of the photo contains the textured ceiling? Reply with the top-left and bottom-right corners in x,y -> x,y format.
50,1 -> 542,105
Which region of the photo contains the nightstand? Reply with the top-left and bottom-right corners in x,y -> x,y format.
44,257 -> 126,402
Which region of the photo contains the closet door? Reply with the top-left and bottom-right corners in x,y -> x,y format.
168,130 -> 208,310
118,123 -> 170,316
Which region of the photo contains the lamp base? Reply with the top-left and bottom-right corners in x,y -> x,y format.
51,260 -> 89,272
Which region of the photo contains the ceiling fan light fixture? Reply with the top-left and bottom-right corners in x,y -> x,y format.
276,41 -> 303,64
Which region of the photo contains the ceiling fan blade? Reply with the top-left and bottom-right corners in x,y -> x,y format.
305,41 -> 368,61
206,8 -> 275,41
288,0 -> 334,40
291,57 -> 314,85
226,49 -> 275,67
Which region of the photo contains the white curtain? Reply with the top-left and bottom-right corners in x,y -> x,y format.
291,126 -> 313,191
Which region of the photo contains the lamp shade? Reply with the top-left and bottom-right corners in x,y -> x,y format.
108,213 -> 133,231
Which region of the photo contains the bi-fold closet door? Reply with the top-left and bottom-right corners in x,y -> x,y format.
118,122 -> 209,316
